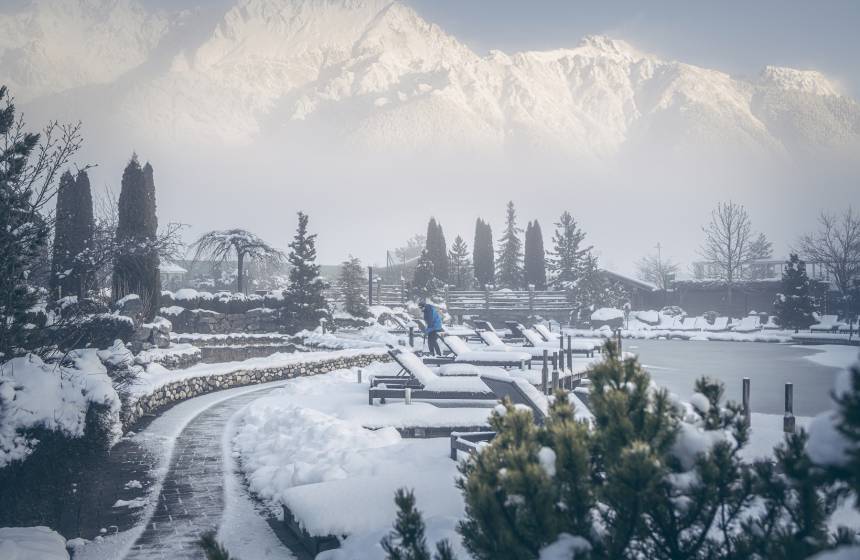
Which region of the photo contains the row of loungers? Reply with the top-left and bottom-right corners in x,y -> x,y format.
369,347 -> 588,405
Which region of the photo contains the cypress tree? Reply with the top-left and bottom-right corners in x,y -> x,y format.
112,154 -> 160,320
773,254 -> 816,332
524,220 -> 547,290
412,249 -> 439,301
51,169 -> 94,300
426,218 -> 449,284
472,219 -> 494,288
0,86 -> 49,358
495,201 -> 523,289
285,211 -> 329,331
340,254 -> 369,318
448,235 -> 471,290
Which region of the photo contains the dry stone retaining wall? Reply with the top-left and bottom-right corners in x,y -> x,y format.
199,344 -> 299,363
121,351 -> 388,430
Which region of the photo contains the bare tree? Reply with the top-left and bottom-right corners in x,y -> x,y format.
636,248 -> 679,290
191,229 -> 284,294
798,207 -> 860,295
699,201 -> 761,302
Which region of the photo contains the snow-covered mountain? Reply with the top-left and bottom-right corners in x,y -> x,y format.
3,0 -> 858,159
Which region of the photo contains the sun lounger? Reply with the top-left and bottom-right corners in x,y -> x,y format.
449,370 -> 592,459
472,319 -> 497,333
505,321 -> 529,339
732,315 -> 762,333
703,317 -> 730,332
678,317 -> 701,331
811,315 -> 848,332
431,335 -> 531,369
369,348 -> 495,404
532,323 -> 560,342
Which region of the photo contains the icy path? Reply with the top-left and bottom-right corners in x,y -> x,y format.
122,385 -> 295,560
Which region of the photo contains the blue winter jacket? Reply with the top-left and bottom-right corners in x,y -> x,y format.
423,305 -> 443,334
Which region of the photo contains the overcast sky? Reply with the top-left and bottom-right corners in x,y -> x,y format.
142,0 -> 860,97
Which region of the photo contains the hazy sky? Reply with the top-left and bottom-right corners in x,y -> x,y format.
142,0 -> 860,97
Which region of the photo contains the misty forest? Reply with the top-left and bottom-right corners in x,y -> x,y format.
1,1 -> 860,559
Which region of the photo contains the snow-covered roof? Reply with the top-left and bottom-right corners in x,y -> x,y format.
599,268 -> 658,291
159,261 -> 187,275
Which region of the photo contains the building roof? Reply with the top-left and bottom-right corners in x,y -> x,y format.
160,261 -> 188,275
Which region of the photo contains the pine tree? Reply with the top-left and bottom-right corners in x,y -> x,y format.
496,201 -> 523,289
412,249 -> 440,301
524,220 -> 547,290
112,155 -> 160,320
548,211 -> 591,290
472,219 -> 494,288
340,254 -> 369,318
0,86 -> 49,358
284,211 -> 329,331
448,235 -> 471,290
51,170 -> 94,300
382,488 -> 457,560
426,218 -> 449,284
773,254 -> 816,332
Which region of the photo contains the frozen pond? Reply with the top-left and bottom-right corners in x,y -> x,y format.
628,339 -> 859,416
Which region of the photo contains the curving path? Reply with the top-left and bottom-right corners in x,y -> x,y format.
124,385 -> 289,560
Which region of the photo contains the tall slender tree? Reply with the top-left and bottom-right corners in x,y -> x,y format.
524,220 -> 547,290
426,218 -> 449,284
548,211 -> 591,290
448,235 -> 471,290
112,155 -> 160,319
284,212 -> 329,331
496,201 -> 523,289
51,170 -> 94,300
339,255 -> 369,318
473,218 -> 494,288
773,254 -> 816,332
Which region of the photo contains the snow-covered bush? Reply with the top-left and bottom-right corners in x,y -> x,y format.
0,351 -> 122,528
443,343 -> 858,559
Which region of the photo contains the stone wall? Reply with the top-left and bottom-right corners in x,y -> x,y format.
199,344 -> 299,363
172,333 -> 291,347
165,307 -> 282,334
121,351 -> 388,430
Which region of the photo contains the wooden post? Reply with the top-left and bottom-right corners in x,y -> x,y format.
450,433 -> 458,460
616,329 -> 622,353
567,335 -> 573,372
368,266 -> 374,306
784,382 -> 795,433
552,366 -> 559,392
408,326 -> 415,349
742,377 -> 751,426
356,369 -> 362,383
528,285 -> 534,313
405,387 -> 412,405
541,350 -> 549,395
484,287 -> 491,310
558,340 -> 565,372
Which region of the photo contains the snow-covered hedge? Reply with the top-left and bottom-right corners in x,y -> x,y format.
0,351 -> 121,468
161,289 -> 289,314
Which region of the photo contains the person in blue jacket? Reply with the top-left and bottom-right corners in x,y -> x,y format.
418,299 -> 443,356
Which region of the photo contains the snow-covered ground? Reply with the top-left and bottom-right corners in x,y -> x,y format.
0,526 -> 70,560
230,360 -> 826,559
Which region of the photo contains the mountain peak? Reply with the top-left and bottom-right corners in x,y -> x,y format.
576,34 -> 642,57
759,65 -> 840,96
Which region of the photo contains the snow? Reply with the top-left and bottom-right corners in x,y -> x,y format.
134,343 -> 201,366
115,293 -> 139,306
591,308 -> 624,322
799,345 -> 860,369
807,364 -> 858,468
393,350 -> 490,392
538,446 -> 557,477
689,392 -> 710,413
0,526 -> 69,560
539,533 -> 591,560
0,352 -> 121,468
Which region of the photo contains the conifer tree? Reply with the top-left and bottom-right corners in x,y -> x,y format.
448,235 -> 470,290
524,220 -> 547,290
412,249 -> 440,301
112,154 -> 160,320
0,86 -> 49,358
425,218 -> 449,284
284,211 -> 329,330
382,488 -> 457,560
496,201 -> 523,289
773,254 -> 816,332
340,254 -> 369,318
548,211 -> 591,290
472,219 -> 494,288
51,169 -> 94,300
